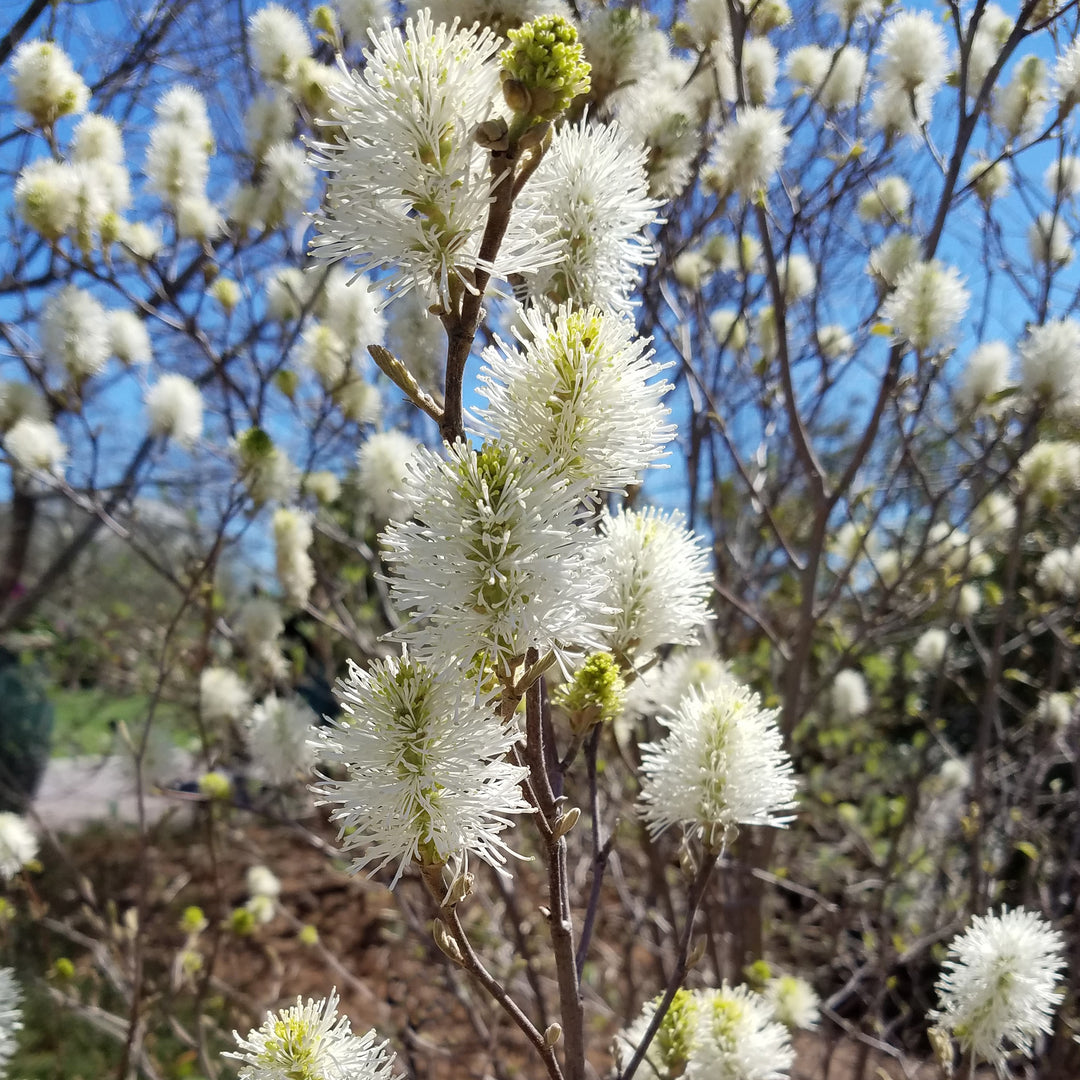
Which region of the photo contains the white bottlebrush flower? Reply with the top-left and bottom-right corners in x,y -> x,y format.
41,284 -> 111,380
777,253 -> 816,303
176,194 -> 225,240
878,10 -> 948,95
741,38 -> 778,106
867,233 -> 921,289
931,908 -> 1065,1074
119,221 -> 163,262
382,441 -> 603,673
594,506 -> 712,667
314,653 -> 531,884
248,693 -> 318,787
145,123 -> 210,207
763,975 -> 820,1031
273,507 -> 315,607
1035,545 -> 1080,599
14,158 -> 80,240
227,990 -> 395,1080
155,85 -> 213,147
266,266 -> 314,321
71,113 -> 124,165
1044,155 -> 1080,199
639,679 -> 796,845
10,40 -> 89,125
145,374 -> 204,448
311,13 -> 510,311
957,341 -> 1011,412
200,666 -> 251,724
0,813 -> 38,878
356,429 -> 419,523
510,117 -> 660,315
818,46 -> 867,110
826,0 -> 880,28
304,470 -> 341,504
624,646 -> 732,719
966,158 -> 1010,203
476,304 -> 673,492
613,989 -> 700,1080
0,967 -> 23,1076
246,865 -> 282,899
831,669 -> 869,720
689,984 -> 795,1080
249,3 -> 312,84
705,107 -> 788,198
107,310 -> 153,366
710,308 -> 749,351
299,323 -> 349,389
335,378 -> 382,424
857,175 -> 911,223
244,93 -> 295,160
673,250 -> 712,290
255,140 -> 315,227
993,55 -> 1049,142
4,417 -> 66,476
912,627 -> 948,671
1052,38 -> 1080,110
1019,318 -> 1080,413
0,381 -> 46,432
236,432 -> 300,505
579,4 -> 668,107
869,81 -> 933,138
881,260 -> 969,354
786,44 -> 830,89
1028,212 -> 1073,266
337,0 -> 391,42
316,267 -> 387,353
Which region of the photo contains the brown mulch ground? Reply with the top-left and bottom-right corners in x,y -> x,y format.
34,806 -> 984,1080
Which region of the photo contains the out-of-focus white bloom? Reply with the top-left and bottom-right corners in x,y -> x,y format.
107,310 -> 153,366
1044,155 -> 1080,198
818,46 -> 867,110
266,266 -> 313,321
0,967 -> 22,1075
938,757 -> 972,791
858,175 -> 910,223
867,233 -> 920,290
249,3 -> 312,84
833,520 -> 863,560
382,441 -> 603,672
931,908 -> 1065,1075
314,653 -> 531,883
476,304 -> 672,492
957,583 -> 982,617
913,627 -> 948,671
1028,212 -> 1073,266
625,647 -> 732,719
705,107 -> 787,198
14,158 -> 80,240
639,678 -> 796,844
316,267 -> 387,353
145,124 -> 209,206
200,667 -> 252,724
971,492 -> 1015,542
710,308 -> 749,351
273,507 -> 315,607
778,253 -> 816,303
817,325 -> 853,359
236,431 -> 300,505
881,260 -> 969,354
0,381 -> 46,432
335,378 -> 382,424
176,194 -> 225,240
11,40 -> 89,125
1018,441 -> 1080,500
299,323 -> 349,389
1037,691 -> 1074,729
71,113 -> 123,163
614,989 -> 700,1080
248,693 -> 318,787
763,975 -> 820,1031
337,0 -> 391,41
227,990 -> 395,1080
386,287 -> 445,390
235,597 -> 284,649
673,250 -> 712,290
1019,318 -> 1080,413
826,0 -> 880,28
4,418 -> 66,476
754,306 -> 778,362
211,277 -> 241,312
1036,545 -> 1080,599
741,38 -> 778,106
304,470 -> 341,504
1052,38 -> 1080,110
41,285 -> 111,380
869,81 -> 933,138
967,158 -> 1010,203
255,141 -> 315,227
957,341 -> 1011,412
878,11 -> 948,94
120,221 -> 163,262
993,55 -> 1049,141
156,85 -> 213,147
311,13 -> 513,311
145,374 -> 203,448
831,669 -> 869,720
0,814 -> 38,879
579,5 -> 668,107
686,0 -> 733,47
511,117 -> 660,316
244,93 -> 295,159
357,429 -> 419,523
246,865 -> 281,899
594,506 -> 712,667
786,45 -> 830,89
964,5 -> 1013,97
690,984 -> 795,1079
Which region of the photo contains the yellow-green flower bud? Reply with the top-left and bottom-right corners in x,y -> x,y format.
228,907 -> 257,936
653,988 -> 698,1076
211,276 -> 241,312
53,957 -> 76,980
298,923 -> 319,945
499,15 -> 590,120
237,427 -> 274,465
198,770 -> 233,800
555,652 -> 626,732
180,905 -> 208,935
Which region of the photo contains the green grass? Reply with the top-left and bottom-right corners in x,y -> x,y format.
49,689 -> 192,758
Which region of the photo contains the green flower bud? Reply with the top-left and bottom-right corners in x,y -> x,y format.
180,905 -> 209,935
499,15 -> 590,120
198,770 -> 233,801
53,957 -> 76,980
298,924 -> 319,945
237,427 -> 274,464
228,907 -> 257,936
554,652 -> 626,732
211,276 -> 241,312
